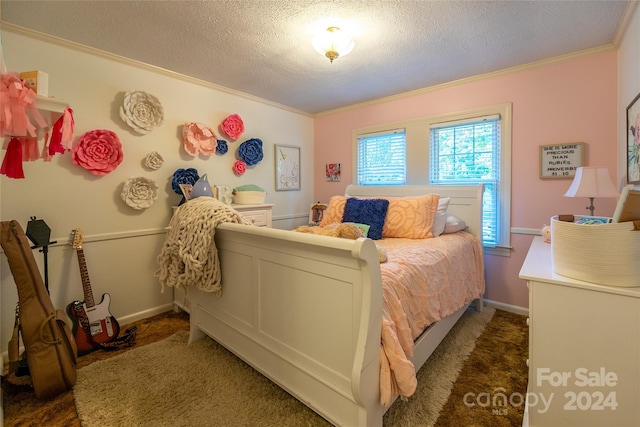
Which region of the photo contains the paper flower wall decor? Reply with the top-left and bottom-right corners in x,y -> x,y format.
216,139 -> 228,155
220,114 -> 244,140
171,167 -> 199,194
183,122 -> 217,156
72,129 -> 123,176
237,138 -> 263,166
121,176 -> 159,210
119,90 -> 164,135
233,160 -> 247,176
143,151 -> 164,170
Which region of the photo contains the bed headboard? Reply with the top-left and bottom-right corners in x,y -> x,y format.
344,184 -> 485,240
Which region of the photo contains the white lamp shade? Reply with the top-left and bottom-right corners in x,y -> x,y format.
564,167 -> 619,198
312,27 -> 354,60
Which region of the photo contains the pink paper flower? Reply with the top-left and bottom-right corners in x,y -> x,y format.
233,160 -> 247,176
221,114 -> 244,140
72,129 -> 123,176
183,122 -> 217,156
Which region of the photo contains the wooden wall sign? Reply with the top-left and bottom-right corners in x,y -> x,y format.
539,142 -> 584,179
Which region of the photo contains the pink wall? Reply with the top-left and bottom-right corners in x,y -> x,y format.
313,50 -> 618,309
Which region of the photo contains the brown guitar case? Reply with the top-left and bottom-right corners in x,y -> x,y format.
1,220 -> 77,399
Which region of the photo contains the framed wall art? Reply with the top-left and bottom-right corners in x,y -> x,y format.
275,144 -> 300,191
626,92 -> 640,184
326,163 -> 341,181
539,142 -> 584,179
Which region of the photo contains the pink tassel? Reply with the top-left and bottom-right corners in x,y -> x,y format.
0,137 -> 25,179
48,107 -> 73,155
22,138 -> 40,161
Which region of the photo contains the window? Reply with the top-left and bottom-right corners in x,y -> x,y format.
429,110 -> 510,249
352,103 -> 511,254
356,130 -> 406,185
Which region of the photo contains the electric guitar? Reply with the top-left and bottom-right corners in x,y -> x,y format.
66,228 -> 120,355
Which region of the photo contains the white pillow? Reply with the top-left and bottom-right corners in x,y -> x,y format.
431,197 -> 451,237
443,212 -> 466,234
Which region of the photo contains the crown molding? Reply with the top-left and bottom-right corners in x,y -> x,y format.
2,22 -> 313,118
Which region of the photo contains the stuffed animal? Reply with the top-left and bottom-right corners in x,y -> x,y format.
540,224 -> 551,243
294,223 -> 388,262
295,222 -> 363,239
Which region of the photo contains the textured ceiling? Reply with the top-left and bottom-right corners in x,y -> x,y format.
0,0 -> 632,114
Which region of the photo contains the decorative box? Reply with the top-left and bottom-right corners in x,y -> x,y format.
233,191 -> 266,205
20,70 -> 49,96
551,216 -> 640,287
232,184 -> 266,205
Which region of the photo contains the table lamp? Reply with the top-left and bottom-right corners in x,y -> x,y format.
564,167 -> 619,216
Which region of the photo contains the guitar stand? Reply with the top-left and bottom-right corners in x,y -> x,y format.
26,217 -> 57,294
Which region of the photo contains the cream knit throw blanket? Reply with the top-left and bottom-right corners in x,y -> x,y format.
155,197 -> 252,296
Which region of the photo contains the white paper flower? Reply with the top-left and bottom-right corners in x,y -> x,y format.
144,151 -> 164,170
119,90 -> 164,135
121,176 -> 159,210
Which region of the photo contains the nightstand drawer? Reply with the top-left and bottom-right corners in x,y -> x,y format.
231,203 -> 273,227
242,210 -> 268,227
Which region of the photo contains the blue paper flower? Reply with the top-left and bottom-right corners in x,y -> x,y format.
237,138 -> 263,166
216,139 -> 228,155
171,167 -> 199,194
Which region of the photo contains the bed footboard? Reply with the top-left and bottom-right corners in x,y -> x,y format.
187,223 -> 387,426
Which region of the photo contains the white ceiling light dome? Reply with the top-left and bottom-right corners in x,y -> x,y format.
312,26 -> 355,63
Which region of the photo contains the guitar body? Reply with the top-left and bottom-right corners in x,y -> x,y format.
67,293 -> 120,355
68,228 -> 121,355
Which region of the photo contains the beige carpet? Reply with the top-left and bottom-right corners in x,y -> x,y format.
74,307 -> 494,427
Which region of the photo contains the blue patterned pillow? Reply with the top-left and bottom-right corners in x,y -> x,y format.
342,198 -> 389,240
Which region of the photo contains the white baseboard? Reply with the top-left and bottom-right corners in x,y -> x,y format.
117,303 -> 175,326
484,298 -> 529,316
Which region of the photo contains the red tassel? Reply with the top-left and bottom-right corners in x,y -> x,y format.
48,107 -> 75,156
0,137 -> 25,178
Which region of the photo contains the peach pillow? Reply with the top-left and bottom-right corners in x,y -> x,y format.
320,194 -> 440,239
320,195 -> 348,227
381,194 -> 440,239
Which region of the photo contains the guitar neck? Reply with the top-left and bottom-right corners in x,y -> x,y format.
76,248 -> 96,308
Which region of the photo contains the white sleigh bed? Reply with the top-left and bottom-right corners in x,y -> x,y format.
172,184 -> 485,426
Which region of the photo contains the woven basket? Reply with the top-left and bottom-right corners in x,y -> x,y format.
551,216 -> 640,287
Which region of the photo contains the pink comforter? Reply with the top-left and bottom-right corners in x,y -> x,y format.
376,232 -> 485,405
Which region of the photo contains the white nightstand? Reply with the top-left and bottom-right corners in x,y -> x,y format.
231,203 -> 273,227
519,236 -> 640,427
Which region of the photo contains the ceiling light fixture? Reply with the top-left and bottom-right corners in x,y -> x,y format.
312,26 -> 354,63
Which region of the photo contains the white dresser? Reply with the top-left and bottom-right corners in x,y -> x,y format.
519,236 -> 640,427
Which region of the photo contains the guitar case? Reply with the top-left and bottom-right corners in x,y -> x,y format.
1,220 -> 77,399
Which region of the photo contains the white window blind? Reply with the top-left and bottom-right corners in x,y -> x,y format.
430,115 -> 501,246
357,129 -> 406,186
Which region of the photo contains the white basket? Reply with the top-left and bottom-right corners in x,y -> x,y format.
233,191 -> 266,205
551,216 -> 640,287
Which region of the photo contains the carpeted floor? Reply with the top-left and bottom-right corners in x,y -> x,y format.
2,308 -> 528,426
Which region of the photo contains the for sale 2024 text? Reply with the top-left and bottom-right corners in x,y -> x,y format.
534,367 -> 619,413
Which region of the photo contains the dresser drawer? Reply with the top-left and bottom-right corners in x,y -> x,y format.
241,209 -> 268,227
231,203 -> 273,227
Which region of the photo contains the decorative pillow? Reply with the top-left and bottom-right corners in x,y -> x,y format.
431,197 -> 451,237
381,194 -> 440,239
342,198 -> 389,240
443,213 -> 467,233
320,195 -> 347,227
